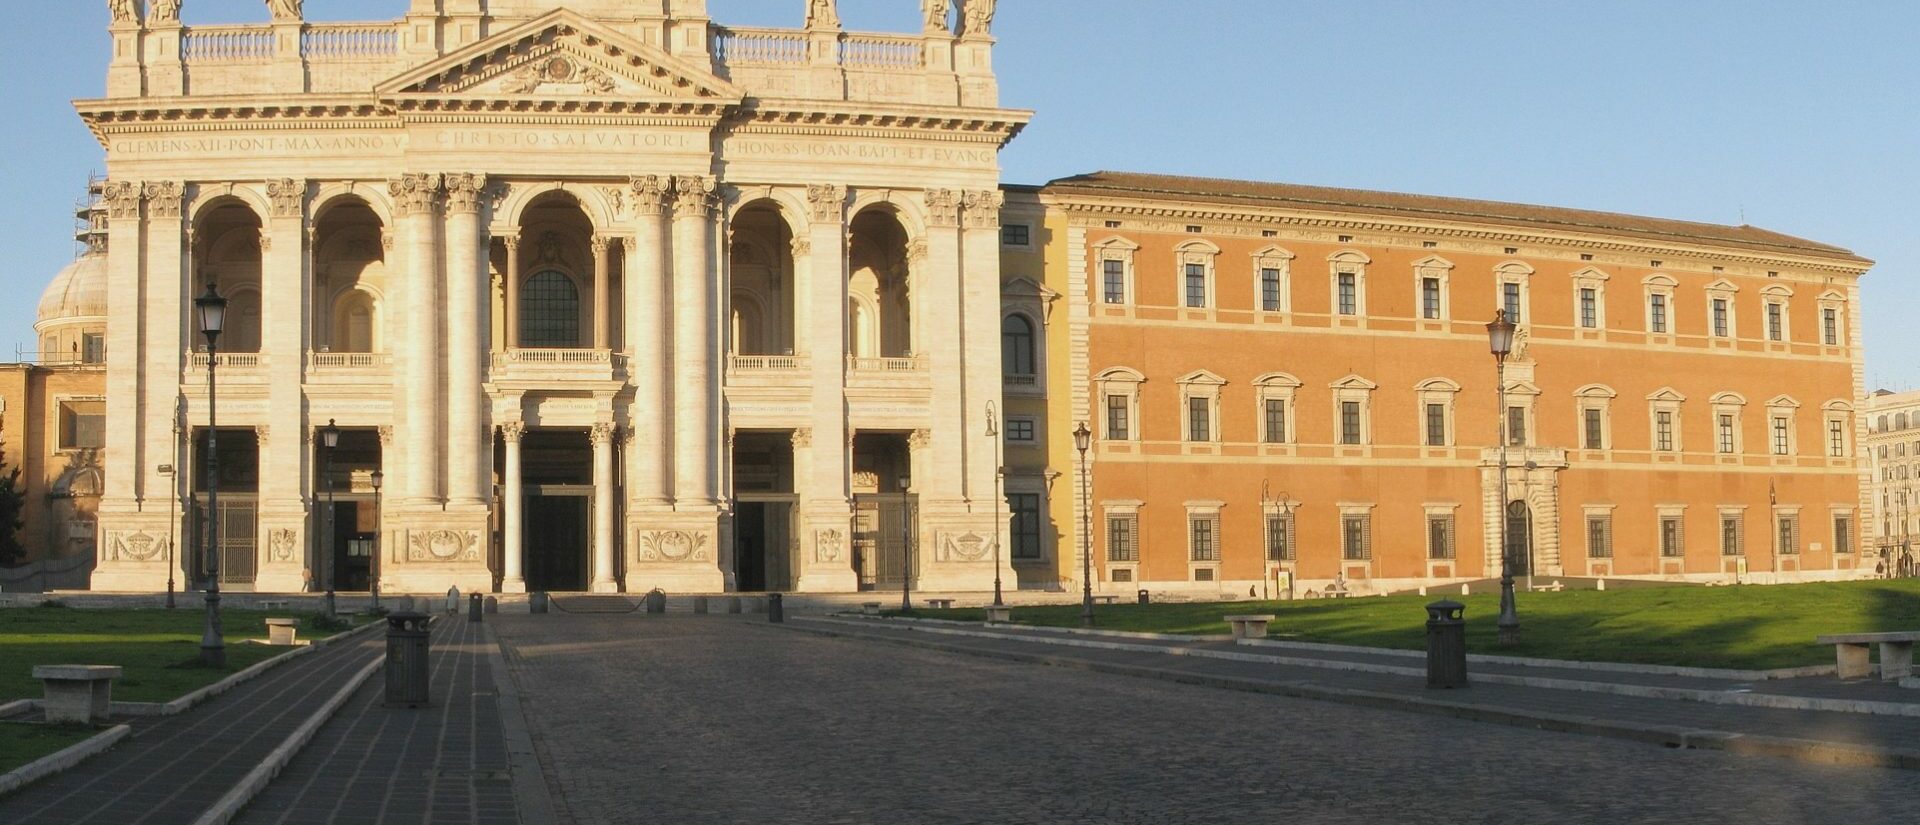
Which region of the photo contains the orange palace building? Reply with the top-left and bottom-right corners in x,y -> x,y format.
1005,172 -> 1872,597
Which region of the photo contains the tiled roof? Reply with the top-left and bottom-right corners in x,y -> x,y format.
1042,171 -> 1869,264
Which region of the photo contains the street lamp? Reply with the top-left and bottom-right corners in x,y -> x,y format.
1486,309 -> 1520,646
986,400 -> 1005,606
320,418 -> 340,617
900,475 -> 914,613
194,282 -> 228,668
370,469 -> 384,611
1074,421 -> 1093,627
160,461 -> 176,609
1261,480 -> 1296,601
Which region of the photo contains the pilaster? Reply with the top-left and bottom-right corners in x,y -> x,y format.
389,174 -> 443,507
626,176 -> 672,510
140,182 -> 186,523
670,175 -> 720,512
94,179 -> 172,591
443,173 -> 489,508
796,184 -> 857,592
106,19 -> 144,97
255,178 -> 309,594
143,14 -> 185,97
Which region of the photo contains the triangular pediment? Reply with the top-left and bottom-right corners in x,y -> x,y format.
377,10 -> 742,105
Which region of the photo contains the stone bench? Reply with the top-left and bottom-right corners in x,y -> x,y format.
861,602 -> 881,615
1093,595 -> 1118,605
1815,631 -> 1920,680
925,598 -> 955,609
33,665 -> 123,724
258,599 -> 290,610
985,606 -> 1013,624
1224,614 -> 1276,640
266,617 -> 300,646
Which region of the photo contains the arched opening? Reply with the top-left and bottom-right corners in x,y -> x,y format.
847,208 -> 913,358
728,200 -> 797,355
848,296 -> 877,358
509,193 -> 604,349
193,200 -> 264,353
1505,500 -> 1533,576
521,270 -> 582,348
311,198 -> 386,353
1002,314 -> 1035,377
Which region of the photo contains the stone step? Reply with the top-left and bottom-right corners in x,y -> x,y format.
550,594 -> 639,614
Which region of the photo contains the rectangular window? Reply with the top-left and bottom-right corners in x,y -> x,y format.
1823,308 -> 1839,345
1772,416 -> 1790,455
1189,516 -> 1219,562
1342,514 -> 1371,560
1005,418 -> 1035,443
1107,515 -> 1138,562
1587,515 -> 1613,558
1421,277 -> 1441,319
1656,411 -> 1675,452
1001,224 -> 1030,246
1766,303 -> 1783,341
1265,515 -> 1294,561
1828,420 -> 1846,457
1263,399 -> 1287,444
1102,260 -> 1125,304
81,333 -> 106,365
1427,515 -> 1455,560
1184,263 -> 1207,308
1660,516 -> 1684,557
1712,298 -> 1729,337
1834,515 -> 1853,555
1649,293 -> 1668,333
1583,408 -> 1604,450
1507,406 -> 1526,447
1776,514 -> 1799,556
58,400 -> 105,450
1188,396 -> 1211,442
1260,268 -> 1282,312
1503,282 -> 1522,324
1008,493 -> 1042,559
1579,288 -> 1597,328
1105,395 -> 1129,440
1721,515 -> 1743,556
1425,403 -> 1447,447
1717,414 -> 1735,454
1340,400 -> 1362,445
1337,273 -> 1357,315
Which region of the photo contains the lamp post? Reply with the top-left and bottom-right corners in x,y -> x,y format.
900,475 -> 914,613
195,283 -> 228,668
161,462 -> 176,609
1074,422 -> 1093,627
986,400 -> 1005,606
1261,480 -> 1295,601
370,469 -> 384,611
320,419 -> 340,617
1486,309 -> 1520,646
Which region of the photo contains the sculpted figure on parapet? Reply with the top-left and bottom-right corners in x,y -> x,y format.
804,0 -> 840,30
107,0 -> 139,24
922,0 -> 952,33
961,0 -> 995,36
265,0 -> 302,22
149,0 -> 179,24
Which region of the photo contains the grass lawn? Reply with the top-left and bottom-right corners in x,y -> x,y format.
0,722 -> 98,776
0,606 -> 360,704
905,578 -> 1920,670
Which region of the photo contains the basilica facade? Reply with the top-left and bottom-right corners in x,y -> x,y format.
87,0 -> 1024,595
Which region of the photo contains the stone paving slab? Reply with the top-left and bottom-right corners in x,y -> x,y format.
0,629 -> 386,824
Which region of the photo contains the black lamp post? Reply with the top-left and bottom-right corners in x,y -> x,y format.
195,282 -> 228,668
370,469 -> 383,611
1074,421 -> 1093,627
986,400 -> 1004,607
1487,309 -> 1520,646
900,475 -> 914,613
320,418 -> 339,617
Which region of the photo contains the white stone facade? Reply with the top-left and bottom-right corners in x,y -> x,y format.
85,0 -> 1026,594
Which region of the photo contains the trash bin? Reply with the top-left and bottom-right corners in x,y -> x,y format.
646,589 -> 666,614
768,593 -> 784,623
529,591 -> 548,614
468,593 -> 483,622
384,612 -> 431,708
483,597 -> 498,615
1425,599 -> 1468,689
1137,589 -> 1151,605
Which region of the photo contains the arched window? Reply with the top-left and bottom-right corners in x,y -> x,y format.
520,270 -> 580,348
1002,315 -> 1035,376
1900,413 -> 1911,430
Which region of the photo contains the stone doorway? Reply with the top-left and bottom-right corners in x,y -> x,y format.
525,488 -> 589,592
733,500 -> 794,592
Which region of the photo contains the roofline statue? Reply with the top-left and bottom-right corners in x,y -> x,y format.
266,0 -> 302,23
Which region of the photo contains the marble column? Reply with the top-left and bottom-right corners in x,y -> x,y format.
500,422 -> 526,592
503,234 -> 521,349
443,173 -> 489,507
626,177 -> 672,509
671,175 -> 719,509
591,421 -> 618,592
796,184 -> 857,591
100,182 -> 143,511
389,174 -> 443,506
921,189 -> 968,501
259,178 -> 309,593
592,235 -> 611,350
141,182 -> 186,514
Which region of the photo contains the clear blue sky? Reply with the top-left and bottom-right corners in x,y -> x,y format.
3,1 -> 1914,386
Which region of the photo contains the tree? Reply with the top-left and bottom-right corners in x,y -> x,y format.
0,443 -> 25,567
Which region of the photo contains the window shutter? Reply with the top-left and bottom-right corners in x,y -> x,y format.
1211,514 -> 1223,562
1361,514 -> 1373,560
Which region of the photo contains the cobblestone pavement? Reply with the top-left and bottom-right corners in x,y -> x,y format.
234,616 -> 519,825
0,627 -> 385,825
492,614 -> 1920,825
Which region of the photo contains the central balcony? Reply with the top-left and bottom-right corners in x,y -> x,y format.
489,348 -> 624,385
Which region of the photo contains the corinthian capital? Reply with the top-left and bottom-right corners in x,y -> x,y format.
388,173 -> 444,217
962,188 -> 1004,229
806,184 -> 847,224
499,421 -> 525,443
142,181 -> 183,219
266,178 -> 306,219
629,175 -> 670,216
102,180 -> 143,221
924,188 -> 959,228
444,173 -> 488,215
672,175 -> 716,218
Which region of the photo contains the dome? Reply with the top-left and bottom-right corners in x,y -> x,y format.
36,251 -> 108,331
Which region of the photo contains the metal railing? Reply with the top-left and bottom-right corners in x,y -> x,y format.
188,352 -> 266,368
1003,373 -> 1038,387
308,352 -> 391,369
729,355 -> 810,371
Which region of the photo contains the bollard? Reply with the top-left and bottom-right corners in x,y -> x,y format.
529,591 -> 549,614
727,596 -> 743,614
1424,600 -> 1468,689
1137,589 -> 1151,605
768,593 -> 784,623
468,593 -> 483,622
384,612 -> 431,707
446,586 -> 459,615
646,588 -> 666,614
694,596 -> 709,614
484,596 -> 498,615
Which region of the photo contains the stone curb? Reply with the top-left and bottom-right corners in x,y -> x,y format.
112,619 -> 387,717
0,724 -> 131,798
782,618 -> 1920,771
189,651 -> 386,825
832,612 -> 1235,643
482,622 -> 559,825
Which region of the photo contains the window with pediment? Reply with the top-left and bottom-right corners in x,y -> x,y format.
1091,236 -> 1139,306
1643,274 -> 1676,336
1648,388 -> 1686,453
1416,378 -> 1462,447
1705,279 -> 1739,341
1251,245 -> 1295,314
1176,240 -> 1220,310
1412,255 -> 1453,322
1096,367 -> 1145,442
1494,261 -> 1534,326
1576,384 -> 1617,451
1328,250 -> 1370,318
1570,267 -> 1610,330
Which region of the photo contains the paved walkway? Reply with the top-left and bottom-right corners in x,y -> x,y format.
490,613 -> 1920,825
0,627 -> 385,825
